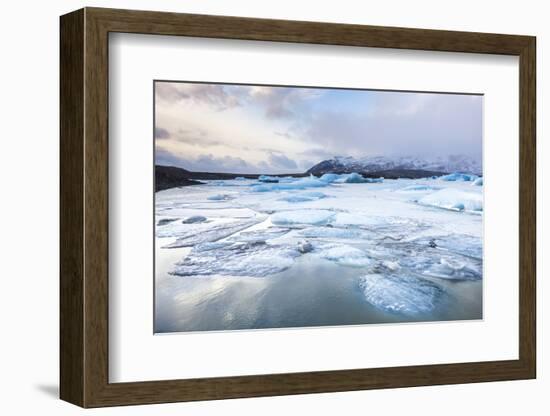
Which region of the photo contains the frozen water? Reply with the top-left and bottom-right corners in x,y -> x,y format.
278,195 -> 315,203
418,188 -> 483,212
156,174 -> 483,329
172,241 -> 302,277
359,274 -> 444,315
316,244 -> 373,267
398,184 -> 441,192
163,217 -> 265,248
207,194 -> 232,201
278,191 -> 327,203
298,226 -> 364,239
227,227 -> 291,243
472,177 -> 483,186
271,209 -> 335,226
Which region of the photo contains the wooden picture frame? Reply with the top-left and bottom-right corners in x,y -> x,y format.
60,7 -> 536,408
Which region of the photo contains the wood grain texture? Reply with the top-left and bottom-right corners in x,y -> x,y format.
59,8 -> 84,407
59,7 -> 537,408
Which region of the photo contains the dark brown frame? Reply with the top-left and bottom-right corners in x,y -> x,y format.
60,7 -> 536,408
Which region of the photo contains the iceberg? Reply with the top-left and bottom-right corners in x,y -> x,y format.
271,209 -> 335,226
258,175 -> 279,183
359,274 -> 444,315
316,244 -> 373,267
172,241 -> 302,277
472,177 -> 483,186
440,172 -> 478,182
418,188 -> 483,212
250,175 -> 328,192
344,172 -> 367,183
319,173 -> 340,183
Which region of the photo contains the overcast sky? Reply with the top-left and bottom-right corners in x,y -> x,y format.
155,81 -> 482,174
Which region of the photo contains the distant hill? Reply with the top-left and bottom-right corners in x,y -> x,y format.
155,166 -> 205,192
155,165 -> 307,192
307,155 -> 481,176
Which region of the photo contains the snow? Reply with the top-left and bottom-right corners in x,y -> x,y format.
359,274 -> 445,315
418,188 -> 483,212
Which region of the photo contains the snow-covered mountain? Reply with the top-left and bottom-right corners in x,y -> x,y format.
307,155 -> 481,176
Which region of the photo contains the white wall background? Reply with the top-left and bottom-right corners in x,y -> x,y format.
0,0 -> 545,414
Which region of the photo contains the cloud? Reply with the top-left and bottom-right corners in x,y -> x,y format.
305,93 -> 482,161
155,127 -> 170,139
249,86 -> 322,119
156,83 -> 242,111
268,152 -> 298,169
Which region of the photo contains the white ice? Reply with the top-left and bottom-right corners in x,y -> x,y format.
418,188 -> 483,212
359,274 -> 445,316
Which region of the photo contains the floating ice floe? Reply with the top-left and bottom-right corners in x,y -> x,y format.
379,238 -> 482,281
163,217 -> 265,248
418,188 -> 483,212
277,191 -> 327,203
227,227 -> 291,243
258,175 -> 279,183
440,172 -> 478,182
271,209 -> 335,226
397,184 -> 441,193
422,256 -> 482,280
207,194 -> 232,201
411,234 -> 482,260
319,173 -> 340,183
343,172 -> 384,184
359,274 -> 445,316
278,195 -> 316,203
181,215 -> 207,224
298,226 -> 363,239
172,241 -> 302,277
316,244 -> 373,267
472,177 -> 483,186
250,175 -> 328,192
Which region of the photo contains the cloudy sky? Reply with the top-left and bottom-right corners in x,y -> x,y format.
155,81 -> 482,174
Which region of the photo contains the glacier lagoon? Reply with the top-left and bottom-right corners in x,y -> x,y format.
155,174 -> 483,333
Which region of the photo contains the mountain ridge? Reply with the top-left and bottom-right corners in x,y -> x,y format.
307,155 -> 481,176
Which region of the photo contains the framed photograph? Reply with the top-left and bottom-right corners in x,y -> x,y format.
60,7 -> 536,408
